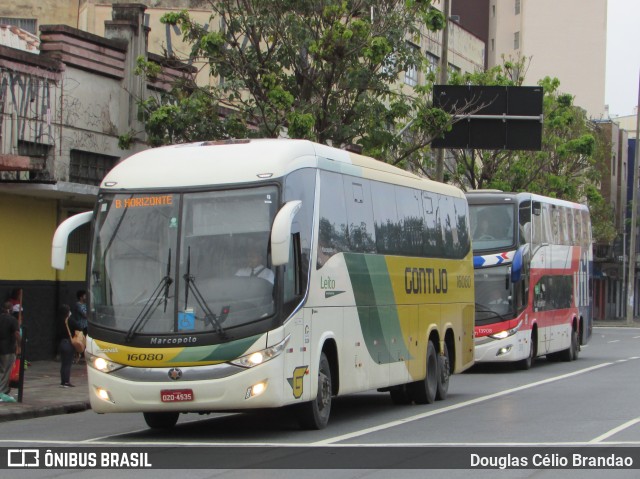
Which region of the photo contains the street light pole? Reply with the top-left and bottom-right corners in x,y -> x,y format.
626,72 -> 640,325
435,0 -> 450,183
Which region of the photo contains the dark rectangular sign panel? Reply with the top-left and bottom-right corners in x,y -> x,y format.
432,85 -> 543,150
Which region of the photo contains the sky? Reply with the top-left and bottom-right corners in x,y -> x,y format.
605,0 -> 640,118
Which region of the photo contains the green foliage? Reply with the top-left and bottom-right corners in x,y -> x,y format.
423,8 -> 446,32
141,0 -> 447,171
118,130 -> 136,150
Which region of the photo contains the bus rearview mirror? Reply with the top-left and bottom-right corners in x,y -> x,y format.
271,200 -> 302,266
51,211 -> 94,270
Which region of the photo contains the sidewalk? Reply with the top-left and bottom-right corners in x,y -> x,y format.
0,360 -> 90,423
593,318 -> 640,327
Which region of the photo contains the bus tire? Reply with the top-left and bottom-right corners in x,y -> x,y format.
436,342 -> 450,401
143,412 -> 179,429
298,352 -> 332,430
411,340 -> 438,405
516,334 -> 535,370
561,327 -> 579,362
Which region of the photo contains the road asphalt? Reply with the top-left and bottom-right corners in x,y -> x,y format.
1,319 -> 638,423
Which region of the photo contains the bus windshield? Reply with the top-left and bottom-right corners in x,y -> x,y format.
90,187 -> 278,338
474,265 -> 514,324
470,203 -> 516,250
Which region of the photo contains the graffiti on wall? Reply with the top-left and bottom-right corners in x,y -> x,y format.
0,70 -> 55,147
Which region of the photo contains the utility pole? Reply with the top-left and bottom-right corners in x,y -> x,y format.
435,0 -> 450,183
626,72 -> 640,326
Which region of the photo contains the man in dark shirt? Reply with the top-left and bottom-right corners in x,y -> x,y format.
0,301 -> 21,397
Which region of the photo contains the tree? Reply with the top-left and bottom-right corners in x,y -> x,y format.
135,0 -> 449,171
444,57 -> 615,243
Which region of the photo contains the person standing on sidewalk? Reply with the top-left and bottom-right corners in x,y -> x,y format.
58,304 -> 80,388
73,290 -> 88,336
0,301 -> 20,401
72,290 -> 88,364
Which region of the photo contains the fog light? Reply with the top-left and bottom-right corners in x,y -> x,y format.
496,346 -> 512,356
96,387 -> 114,403
245,381 -> 267,399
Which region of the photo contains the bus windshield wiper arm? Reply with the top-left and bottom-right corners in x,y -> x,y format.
126,268 -> 173,342
183,247 -> 227,335
474,302 -> 510,322
163,248 -> 172,313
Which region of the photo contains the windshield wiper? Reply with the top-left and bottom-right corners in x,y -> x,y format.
474,302 -> 511,323
163,248 -> 172,313
183,246 -> 228,336
125,250 -> 173,342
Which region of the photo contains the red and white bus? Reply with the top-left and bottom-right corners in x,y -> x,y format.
466,191 -> 592,369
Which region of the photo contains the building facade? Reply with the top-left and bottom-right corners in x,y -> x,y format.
0,4 -> 191,359
452,0 -> 607,119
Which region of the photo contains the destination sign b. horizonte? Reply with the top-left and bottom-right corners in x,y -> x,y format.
1,447 -> 638,470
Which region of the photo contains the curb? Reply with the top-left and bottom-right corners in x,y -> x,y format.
0,401 -> 91,423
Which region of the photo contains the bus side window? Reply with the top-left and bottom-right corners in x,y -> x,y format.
371,181 -> 399,255
343,177 -> 376,253
317,170 -> 348,268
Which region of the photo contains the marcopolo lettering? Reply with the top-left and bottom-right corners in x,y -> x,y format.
149,336 -> 197,345
405,267 -> 448,294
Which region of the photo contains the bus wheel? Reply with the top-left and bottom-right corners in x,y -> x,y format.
143,412 -> 179,429
436,342 -> 450,401
298,352 -> 332,430
516,335 -> 535,370
562,327 -> 579,362
411,340 -> 438,405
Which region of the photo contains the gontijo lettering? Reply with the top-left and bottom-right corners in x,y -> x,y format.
114,195 -> 173,209
405,267 -> 448,294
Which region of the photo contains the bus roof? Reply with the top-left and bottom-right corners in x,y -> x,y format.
466,190 -> 588,211
101,139 -> 462,198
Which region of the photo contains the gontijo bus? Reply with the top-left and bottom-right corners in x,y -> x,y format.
466,191 -> 592,369
52,139 -> 475,430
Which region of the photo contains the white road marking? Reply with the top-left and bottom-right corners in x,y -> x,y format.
311,362 -> 618,445
589,417 -> 640,444
1,439 -> 640,447
0,360 -> 637,447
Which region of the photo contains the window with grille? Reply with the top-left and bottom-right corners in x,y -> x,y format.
405,65 -> 418,86
404,42 -> 419,86
0,18 -> 36,34
67,216 -> 90,254
425,53 -> 439,78
514,31 -> 520,50
69,149 -> 119,186
515,0 -> 521,15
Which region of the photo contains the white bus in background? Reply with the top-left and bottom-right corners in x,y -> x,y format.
53,139 -> 475,430
467,191 -> 592,370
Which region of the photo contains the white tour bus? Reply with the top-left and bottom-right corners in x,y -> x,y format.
52,139 -> 475,429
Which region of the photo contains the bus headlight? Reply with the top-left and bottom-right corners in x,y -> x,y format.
489,320 -> 523,340
230,335 -> 290,368
87,352 -> 124,373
